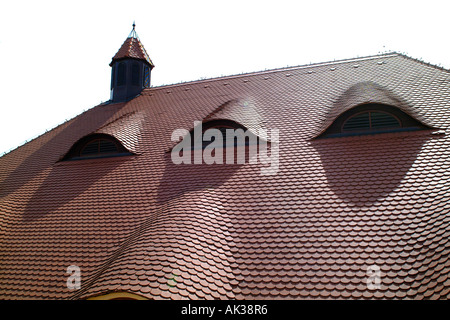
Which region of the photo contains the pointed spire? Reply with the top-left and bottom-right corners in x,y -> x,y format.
110,22 -> 154,67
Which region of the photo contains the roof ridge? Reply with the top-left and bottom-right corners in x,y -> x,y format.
146,52 -> 401,90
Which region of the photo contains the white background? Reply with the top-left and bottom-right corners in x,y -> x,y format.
1,0 -> 449,155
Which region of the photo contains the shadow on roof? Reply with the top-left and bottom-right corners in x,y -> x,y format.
157,152 -> 243,204
311,131 -> 430,206
22,158 -> 128,222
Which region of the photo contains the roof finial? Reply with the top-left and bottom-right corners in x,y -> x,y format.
128,21 -> 138,39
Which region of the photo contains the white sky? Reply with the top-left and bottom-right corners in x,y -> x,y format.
0,0 -> 449,155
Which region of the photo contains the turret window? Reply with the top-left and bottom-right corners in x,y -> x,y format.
117,63 -> 126,86
143,66 -> 150,88
131,63 -> 140,86
111,65 -> 116,90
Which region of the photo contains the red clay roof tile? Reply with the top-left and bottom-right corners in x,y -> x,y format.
110,36 -> 153,67
1,52 -> 450,300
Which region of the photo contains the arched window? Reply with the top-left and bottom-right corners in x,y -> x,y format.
80,139 -> 119,157
117,62 -> 126,86
63,134 -> 132,160
131,63 -> 140,86
342,111 -> 401,133
318,103 -> 429,138
190,120 -> 258,149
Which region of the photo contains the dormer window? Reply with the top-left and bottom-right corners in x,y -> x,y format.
171,119 -> 266,166
318,103 -> 429,138
190,120 -> 258,149
117,63 -> 126,86
63,134 -> 132,161
131,63 -> 140,86
80,139 -> 119,157
342,111 -> 401,133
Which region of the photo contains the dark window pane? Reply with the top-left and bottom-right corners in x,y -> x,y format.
99,140 -> 118,153
342,111 -> 402,133
131,63 -> 140,86
80,139 -> 118,157
198,127 -> 254,148
342,112 -> 370,132
117,63 -> 126,86
80,141 -> 99,156
370,112 -> 401,129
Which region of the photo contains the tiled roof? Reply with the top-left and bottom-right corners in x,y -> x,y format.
1,53 -> 450,300
110,36 -> 154,67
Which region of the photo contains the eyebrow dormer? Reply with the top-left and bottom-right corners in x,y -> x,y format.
314,81 -> 434,139
317,103 -> 430,138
